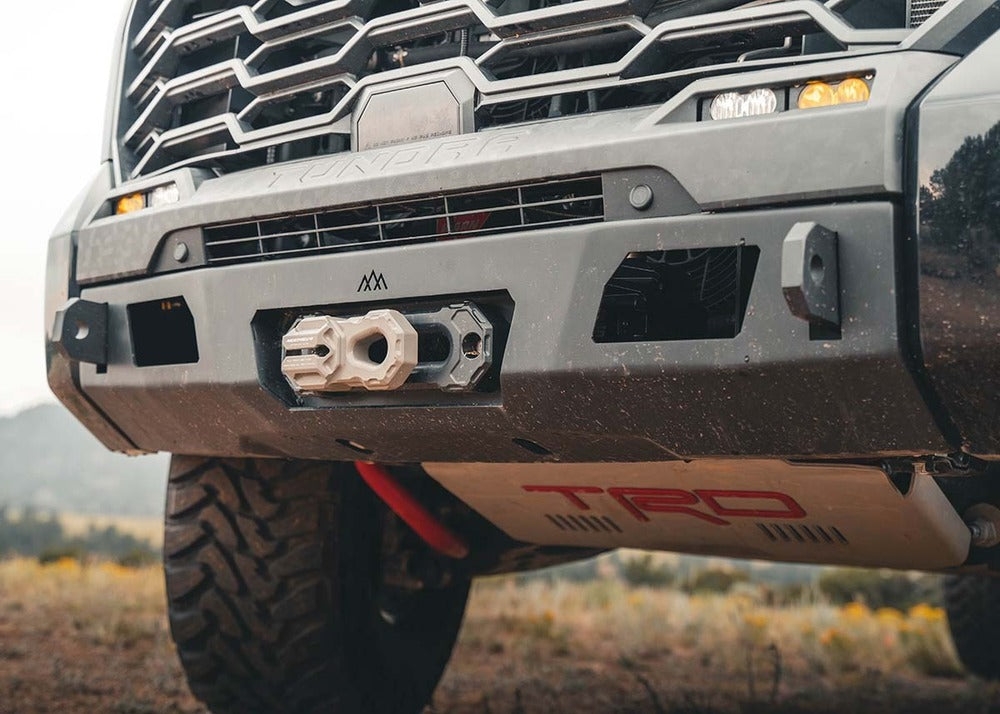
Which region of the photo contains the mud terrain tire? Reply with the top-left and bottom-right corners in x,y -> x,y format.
945,574 -> 1000,679
164,457 -> 469,714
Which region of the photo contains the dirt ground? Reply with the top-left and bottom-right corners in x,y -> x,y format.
1,561 -> 999,714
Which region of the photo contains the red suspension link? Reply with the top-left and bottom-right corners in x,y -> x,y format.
354,461 -> 470,560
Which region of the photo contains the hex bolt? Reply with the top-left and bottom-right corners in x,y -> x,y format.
628,184 -> 654,211
969,519 -> 1000,548
965,503 -> 1000,548
173,242 -> 190,263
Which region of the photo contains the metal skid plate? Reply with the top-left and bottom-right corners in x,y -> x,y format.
424,460 -> 972,570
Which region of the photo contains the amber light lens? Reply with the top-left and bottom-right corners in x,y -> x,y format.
116,193 -> 145,215
836,77 -> 871,105
797,82 -> 836,109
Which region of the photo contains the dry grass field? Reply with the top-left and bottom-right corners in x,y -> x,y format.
0,558 -> 998,714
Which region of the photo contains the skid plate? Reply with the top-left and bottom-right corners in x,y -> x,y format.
424,460 -> 971,570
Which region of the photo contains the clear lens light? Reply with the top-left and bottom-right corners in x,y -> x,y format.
149,183 -> 180,208
709,92 -> 743,120
709,88 -> 778,120
743,88 -> 778,116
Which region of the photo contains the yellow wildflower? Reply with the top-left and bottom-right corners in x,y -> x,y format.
875,607 -> 904,624
908,603 -> 946,622
840,602 -> 870,621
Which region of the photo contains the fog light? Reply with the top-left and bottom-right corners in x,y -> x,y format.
744,88 -> 779,116
709,92 -> 743,120
115,193 -> 145,215
798,82 -> 836,109
149,183 -> 180,208
836,77 -> 871,105
709,87 -> 778,120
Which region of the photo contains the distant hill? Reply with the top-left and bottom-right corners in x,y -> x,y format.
0,404 -> 169,517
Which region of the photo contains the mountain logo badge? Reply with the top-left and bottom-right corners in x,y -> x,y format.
358,270 -> 388,293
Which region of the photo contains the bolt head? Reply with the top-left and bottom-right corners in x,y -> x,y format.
173,242 -> 190,263
628,184 -> 654,211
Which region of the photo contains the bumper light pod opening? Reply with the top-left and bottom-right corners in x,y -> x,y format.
113,182 -> 180,216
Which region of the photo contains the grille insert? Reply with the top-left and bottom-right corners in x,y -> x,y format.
203,175 -> 604,265
908,0 -> 947,27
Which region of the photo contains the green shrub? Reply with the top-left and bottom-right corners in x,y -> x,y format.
684,568 -> 749,594
817,568 -> 942,609
38,545 -> 85,565
619,554 -> 675,588
117,548 -> 159,569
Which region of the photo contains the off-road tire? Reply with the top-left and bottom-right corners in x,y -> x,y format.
944,574 -> 1000,679
164,456 -> 470,714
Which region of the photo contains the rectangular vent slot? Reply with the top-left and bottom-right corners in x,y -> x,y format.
546,514 -> 623,533
594,245 -> 760,343
757,523 -> 849,545
127,296 -> 200,367
203,175 -> 604,266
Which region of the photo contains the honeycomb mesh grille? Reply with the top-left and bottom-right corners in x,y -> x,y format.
909,0 -> 947,27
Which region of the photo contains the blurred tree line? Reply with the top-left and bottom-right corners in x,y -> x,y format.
0,506 -> 158,566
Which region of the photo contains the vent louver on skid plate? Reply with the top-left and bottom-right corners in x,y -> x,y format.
423,460 -> 971,571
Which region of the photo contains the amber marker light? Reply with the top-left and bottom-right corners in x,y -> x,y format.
797,81 -> 836,109
116,193 -> 145,215
836,77 -> 871,105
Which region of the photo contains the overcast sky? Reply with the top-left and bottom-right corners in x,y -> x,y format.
0,3 -> 124,415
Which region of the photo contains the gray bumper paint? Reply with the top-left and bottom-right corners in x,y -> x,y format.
76,201 -> 946,461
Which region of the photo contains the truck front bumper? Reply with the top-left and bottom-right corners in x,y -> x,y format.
47,50 -> 985,462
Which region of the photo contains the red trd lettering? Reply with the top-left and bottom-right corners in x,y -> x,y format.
606,488 -> 729,526
522,485 -> 809,526
694,490 -> 807,520
522,485 -> 604,510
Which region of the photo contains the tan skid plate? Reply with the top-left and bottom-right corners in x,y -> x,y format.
424,461 -> 971,570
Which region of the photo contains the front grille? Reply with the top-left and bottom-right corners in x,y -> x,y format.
203,175 -> 604,265
117,0 -> 914,181
908,0 -> 948,27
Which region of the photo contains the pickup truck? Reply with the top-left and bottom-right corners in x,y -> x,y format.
46,0 -> 1000,711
